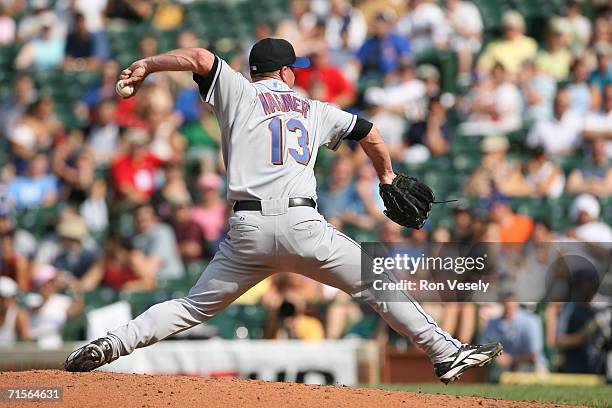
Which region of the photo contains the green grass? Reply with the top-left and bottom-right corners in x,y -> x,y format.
371,384 -> 612,407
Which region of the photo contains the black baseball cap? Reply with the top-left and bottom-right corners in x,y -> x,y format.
249,38 -> 310,75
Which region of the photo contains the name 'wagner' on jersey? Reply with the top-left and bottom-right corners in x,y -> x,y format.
193,55 -> 357,202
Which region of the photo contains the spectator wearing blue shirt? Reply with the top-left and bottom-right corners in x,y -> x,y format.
482,291 -> 548,374
589,45 -> 612,92
7,154 -> 58,210
355,11 -> 411,81
317,156 -> 362,228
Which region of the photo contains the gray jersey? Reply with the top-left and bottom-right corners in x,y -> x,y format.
194,56 -> 357,202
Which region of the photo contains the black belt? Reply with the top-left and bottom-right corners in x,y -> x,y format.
233,197 -> 316,212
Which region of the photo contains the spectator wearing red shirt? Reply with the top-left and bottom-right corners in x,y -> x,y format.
111,129 -> 162,203
294,44 -> 356,109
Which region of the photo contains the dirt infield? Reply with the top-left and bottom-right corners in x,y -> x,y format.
0,370 -> 582,408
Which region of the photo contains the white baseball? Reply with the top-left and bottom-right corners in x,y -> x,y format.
115,81 -> 134,98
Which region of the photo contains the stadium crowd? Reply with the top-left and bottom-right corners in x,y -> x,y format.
0,0 -> 611,379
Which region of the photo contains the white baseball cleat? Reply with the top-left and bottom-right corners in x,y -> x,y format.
434,342 -> 503,384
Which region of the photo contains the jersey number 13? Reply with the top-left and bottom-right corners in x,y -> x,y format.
268,117 -> 311,166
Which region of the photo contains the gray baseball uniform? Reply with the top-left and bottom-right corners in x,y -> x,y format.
106,56 -> 461,363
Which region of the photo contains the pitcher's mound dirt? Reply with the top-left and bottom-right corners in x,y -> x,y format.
0,370 -> 579,408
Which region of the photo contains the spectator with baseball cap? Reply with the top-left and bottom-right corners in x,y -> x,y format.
0,276 -> 31,345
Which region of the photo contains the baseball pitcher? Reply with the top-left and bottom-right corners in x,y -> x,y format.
65,38 -> 502,383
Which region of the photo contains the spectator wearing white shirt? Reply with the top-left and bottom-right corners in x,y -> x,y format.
325,0 -> 367,52
460,62 -> 523,135
567,194 -> 612,242
26,264 -> 83,347
565,0 -> 591,53
0,276 -> 31,346
527,88 -> 583,157
445,0 -> 483,86
398,0 -> 448,55
583,83 -> 612,158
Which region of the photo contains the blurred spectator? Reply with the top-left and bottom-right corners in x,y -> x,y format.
274,299 -> 324,341
170,197 -> 207,264
294,44 -> 356,109
583,83 -> 612,158
325,0 -> 367,52
131,204 -> 184,281
26,264 -> 83,347
589,44 -> 612,92
7,154 -> 58,209
488,194 -> 534,243
460,63 -> 522,135
519,146 -> 565,198
79,179 -> 109,236
567,139 -> 612,196
63,13 -> 103,71
518,59 -> 557,122
465,136 -> 525,198
527,88 -> 583,157
565,0 -> 591,52
86,100 -> 121,169
355,10 -> 411,80
16,0 -> 61,43
477,11 -> 537,77
481,291 -> 547,374
191,172 -> 227,251
153,162 -> 191,220
275,0 -> 316,55
0,224 -> 29,290
51,216 -> 100,285
0,5 -> 15,45
445,0 -> 483,86
398,0 -> 448,55
52,132 -> 96,205
81,60 -> 120,110
317,156 -> 358,228
0,75 -> 36,139
9,97 -> 59,170
97,236 -> 154,292
567,194 -> 612,242
0,206 -> 36,265
450,202 -> 473,245
535,18 -> 572,81
555,270 -> 604,374
105,0 -> 153,22
0,276 -> 31,345
151,0 -> 184,31
380,62 -> 427,123
15,24 -> 65,71
401,95 -> 451,160
567,56 -> 599,115
111,129 -> 163,203
138,35 -> 158,60
362,88 -> 406,152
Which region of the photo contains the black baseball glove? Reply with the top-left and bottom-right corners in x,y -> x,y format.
379,174 -> 435,229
